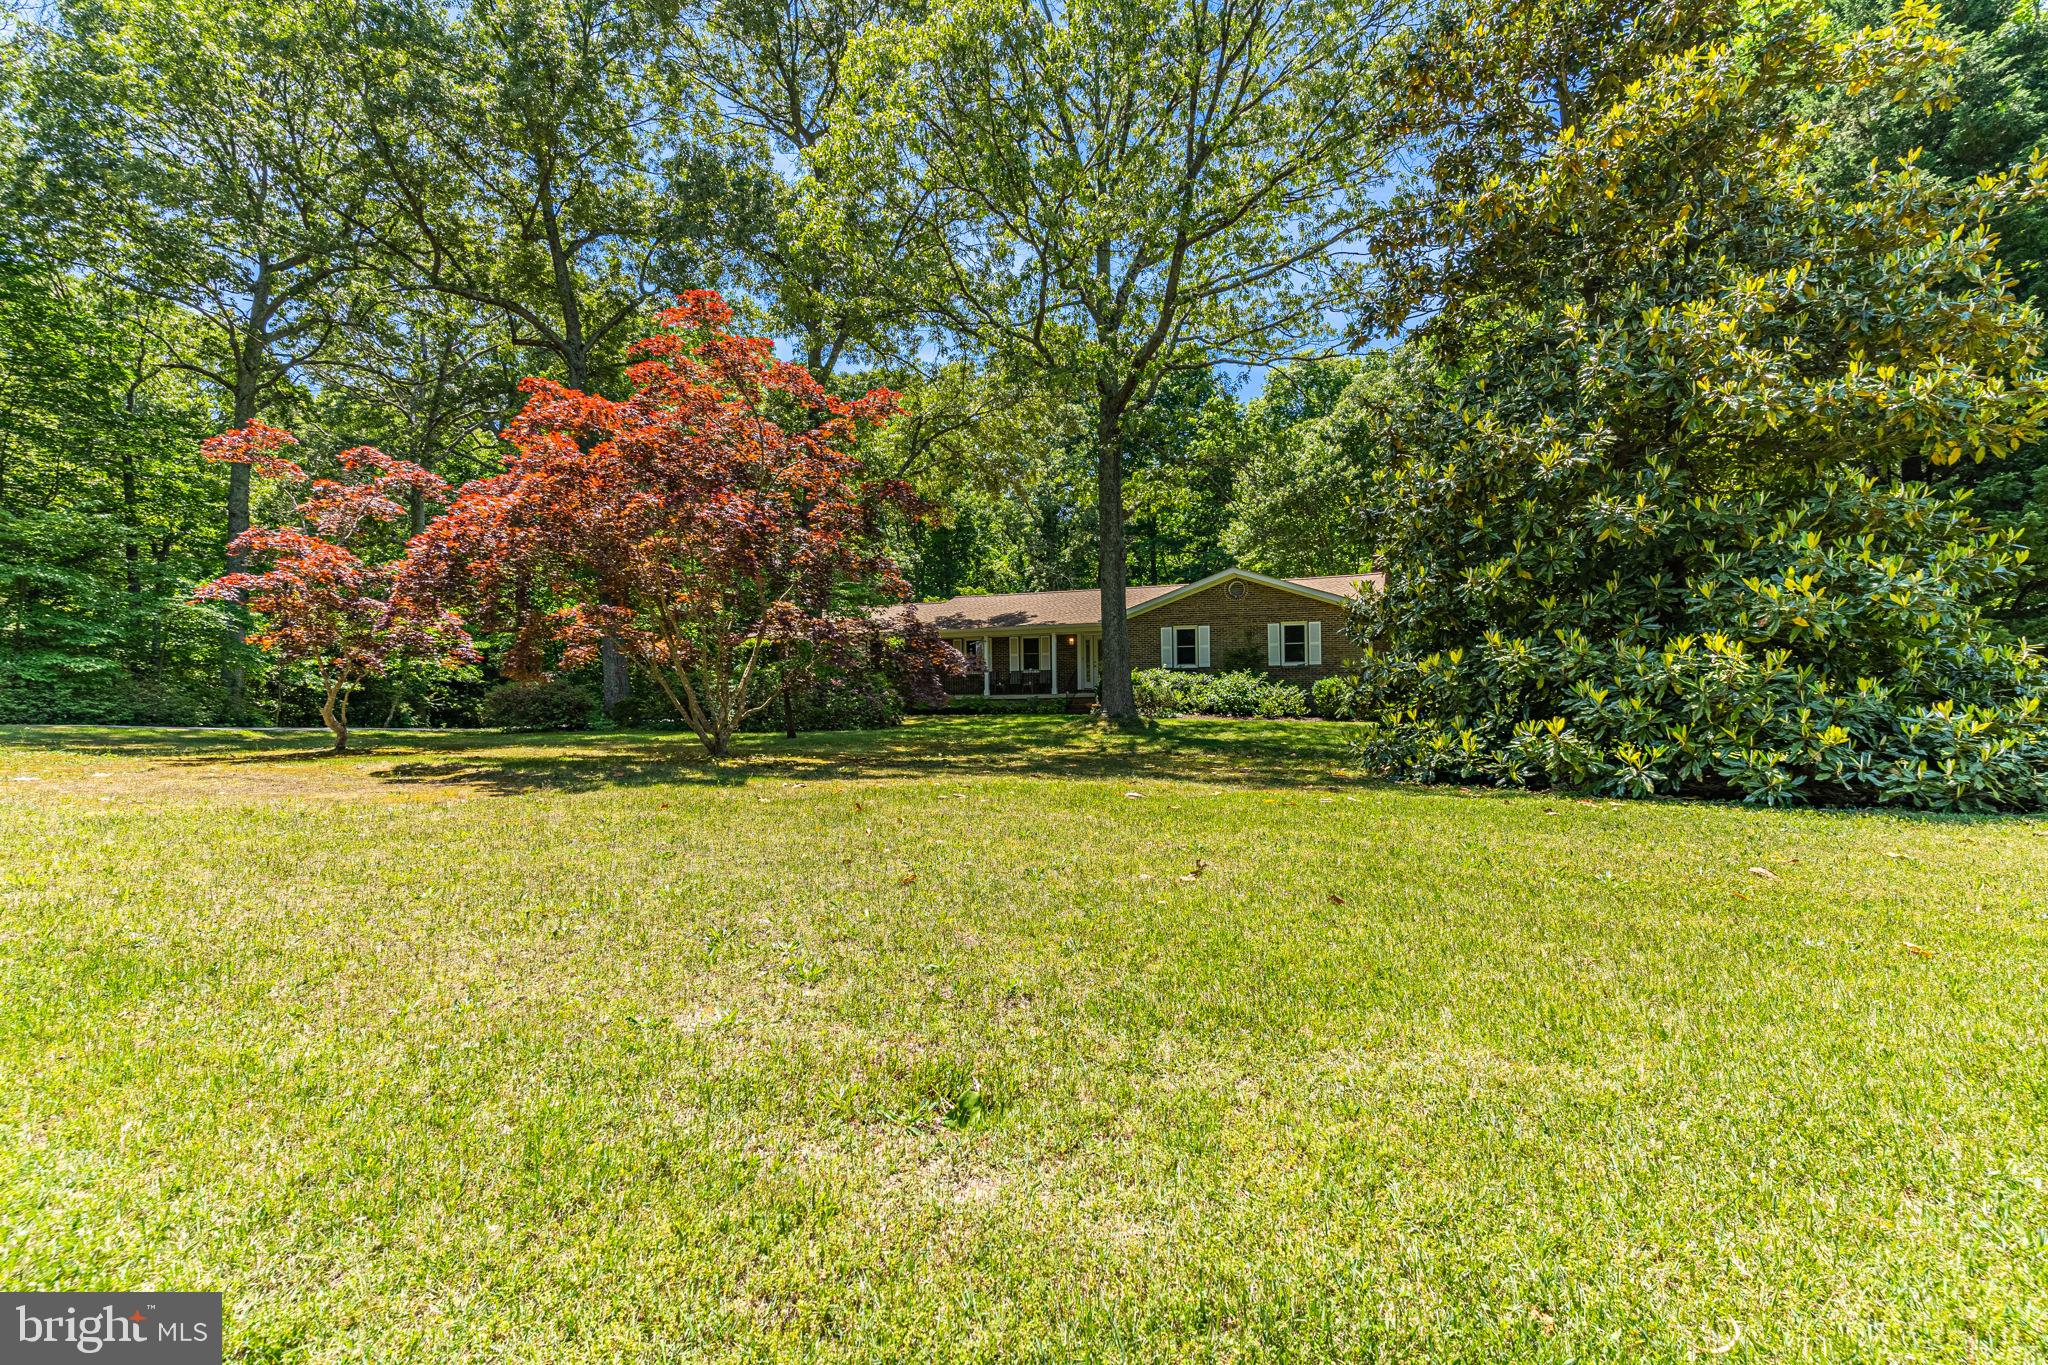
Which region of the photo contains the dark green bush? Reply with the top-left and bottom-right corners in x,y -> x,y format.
1311,675 -> 1357,721
1130,668 -> 1202,717
480,680 -> 597,731
1131,669 -> 1308,719
0,664 -> 132,725
1333,5 -> 2048,811
602,690 -> 677,730
1336,1 -> 2048,810
0,658 -> 220,726
343,667 -> 491,729
743,678 -> 903,733
121,677 -> 218,726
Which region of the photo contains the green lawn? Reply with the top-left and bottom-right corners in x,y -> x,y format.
1,715 -> 2044,1362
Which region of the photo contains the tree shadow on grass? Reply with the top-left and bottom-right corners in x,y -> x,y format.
2,716 -> 1373,797
365,715 -> 1379,796
5,719 -> 2021,824
0,725 -> 490,761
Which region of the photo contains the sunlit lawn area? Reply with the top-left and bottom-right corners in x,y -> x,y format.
1,715 -> 2043,1361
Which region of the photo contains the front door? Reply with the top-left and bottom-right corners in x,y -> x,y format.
1077,635 -> 1101,691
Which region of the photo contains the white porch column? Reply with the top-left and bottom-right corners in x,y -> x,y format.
1050,633 -> 1060,696
981,633 -> 991,696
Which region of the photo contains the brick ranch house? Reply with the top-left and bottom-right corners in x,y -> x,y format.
884,568 -> 1383,699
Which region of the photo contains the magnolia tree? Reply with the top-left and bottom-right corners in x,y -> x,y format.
192,422 -> 478,752
1340,1 -> 2048,809
399,291 -> 960,757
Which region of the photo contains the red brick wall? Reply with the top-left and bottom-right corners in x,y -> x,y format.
939,582 -> 1363,693
1130,581 -> 1359,681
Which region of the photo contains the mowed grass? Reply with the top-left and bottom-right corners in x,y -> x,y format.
1,715 -> 2045,1363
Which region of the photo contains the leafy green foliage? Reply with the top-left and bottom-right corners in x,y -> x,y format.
883,369 -> 1099,597
1347,0 -> 2048,810
1309,674 -> 1357,721
1121,365 -> 1246,585
0,260 -> 231,723
1815,0 -> 2048,638
1221,355 -> 1398,577
336,0 -> 719,396
1131,668 -> 1307,719
480,680 -> 598,732
1355,474 -> 2047,807
743,676 -> 903,733
668,0 -> 925,377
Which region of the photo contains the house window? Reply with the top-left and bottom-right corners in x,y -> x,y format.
959,639 -> 983,665
1171,626 -> 1199,669
1281,622 -> 1308,666
1020,637 -> 1043,672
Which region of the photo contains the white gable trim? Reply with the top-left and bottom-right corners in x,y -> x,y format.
1127,568 -> 1355,619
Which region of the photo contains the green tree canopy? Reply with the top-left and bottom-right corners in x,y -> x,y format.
1222,355 -> 1386,577
16,0 -> 365,571
814,0 -> 1411,717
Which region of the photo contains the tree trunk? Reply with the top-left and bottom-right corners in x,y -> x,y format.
220,365 -> 262,722
225,450 -> 252,557
321,681 -> 349,754
119,445 -> 142,596
226,265 -> 269,570
559,314 -> 633,721
1095,393 -> 1138,723
702,689 -> 733,758
600,636 -> 630,718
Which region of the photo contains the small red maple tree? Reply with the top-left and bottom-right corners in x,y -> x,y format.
399,291 -> 947,756
193,422 -> 478,753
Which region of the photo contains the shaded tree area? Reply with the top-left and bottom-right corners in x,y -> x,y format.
0,258 -> 228,723
0,0 -> 741,724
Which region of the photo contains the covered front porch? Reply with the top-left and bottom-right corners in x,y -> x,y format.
944,629 -> 1104,697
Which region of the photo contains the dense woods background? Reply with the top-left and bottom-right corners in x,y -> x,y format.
0,0 -> 2042,747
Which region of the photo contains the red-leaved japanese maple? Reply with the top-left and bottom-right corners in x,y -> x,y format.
193,422 -> 477,752
399,291 -> 944,757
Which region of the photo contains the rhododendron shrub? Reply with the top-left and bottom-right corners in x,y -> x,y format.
399,291 -> 955,757
192,422 -> 477,752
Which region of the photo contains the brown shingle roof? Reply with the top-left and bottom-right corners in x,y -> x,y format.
884,570 -> 1380,632
888,582 -> 1181,630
